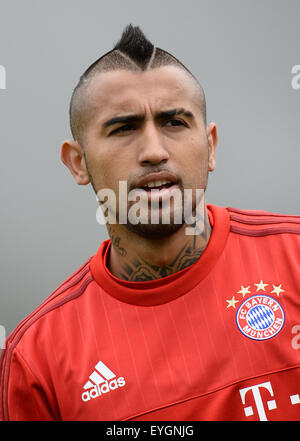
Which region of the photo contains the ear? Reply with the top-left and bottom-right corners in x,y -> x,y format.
206,122 -> 218,172
60,140 -> 90,185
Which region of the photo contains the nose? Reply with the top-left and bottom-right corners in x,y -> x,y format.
137,122 -> 170,166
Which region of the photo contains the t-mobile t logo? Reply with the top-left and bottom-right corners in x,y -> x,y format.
239,381 -> 277,421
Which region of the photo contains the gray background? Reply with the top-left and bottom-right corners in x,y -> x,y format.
0,0 -> 299,335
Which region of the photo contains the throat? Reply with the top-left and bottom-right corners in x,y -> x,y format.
107,205 -> 212,282
108,233 -> 210,282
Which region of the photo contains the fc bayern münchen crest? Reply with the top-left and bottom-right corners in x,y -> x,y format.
236,295 -> 285,341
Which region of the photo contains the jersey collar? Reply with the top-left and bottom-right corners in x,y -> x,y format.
90,205 -> 230,306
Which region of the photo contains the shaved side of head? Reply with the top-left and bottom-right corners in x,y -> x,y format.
69,25 -> 206,145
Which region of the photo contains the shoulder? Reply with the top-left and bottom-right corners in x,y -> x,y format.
0,255 -> 97,420
226,206 -> 300,237
3,256 -> 95,354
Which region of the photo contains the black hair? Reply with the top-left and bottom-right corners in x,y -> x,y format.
69,24 -> 206,143
114,24 -> 154,68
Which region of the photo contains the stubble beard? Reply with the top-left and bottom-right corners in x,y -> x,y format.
88,165 -> 209,240
124,201 -> 185,240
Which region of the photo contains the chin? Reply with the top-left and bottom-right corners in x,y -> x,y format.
125,220 -> 184,240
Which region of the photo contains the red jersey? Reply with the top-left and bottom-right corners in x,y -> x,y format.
1,204 -> 300,421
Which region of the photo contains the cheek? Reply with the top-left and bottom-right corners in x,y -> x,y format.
180,139 -> 209,187
86,149 -> 132,193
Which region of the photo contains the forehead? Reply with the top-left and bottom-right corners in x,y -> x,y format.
87,65 -> 202,120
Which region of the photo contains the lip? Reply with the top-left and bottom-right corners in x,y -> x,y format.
131,184 -> 180,202
133,171 -> 179,190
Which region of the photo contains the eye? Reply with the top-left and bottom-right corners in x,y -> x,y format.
110,124 -> 137,135
164,119 -> 187,128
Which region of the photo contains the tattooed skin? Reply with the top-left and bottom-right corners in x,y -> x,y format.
107,224 -> 127,257
118,241 -> 207,281
107,213 -> 211,282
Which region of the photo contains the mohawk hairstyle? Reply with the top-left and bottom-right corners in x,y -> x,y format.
114,24 -> 154,68
69,25 -> 206,144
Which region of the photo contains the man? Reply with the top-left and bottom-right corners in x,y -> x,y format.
1,25 -> 300,421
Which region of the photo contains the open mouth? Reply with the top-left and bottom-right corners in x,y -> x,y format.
133,181 -> 180,204
131,172 -> 181,202
142,180 -> 175,192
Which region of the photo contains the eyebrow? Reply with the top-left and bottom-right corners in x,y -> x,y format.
156,108 -> 194,120
103,108 -> 194,128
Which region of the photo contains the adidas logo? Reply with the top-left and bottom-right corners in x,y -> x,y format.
81,360 -> 126,402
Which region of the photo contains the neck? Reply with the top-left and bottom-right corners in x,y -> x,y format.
106,204 -> 212,282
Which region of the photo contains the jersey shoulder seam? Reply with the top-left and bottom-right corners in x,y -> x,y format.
0,258 -> 94,421
227,207 -> 300,236
7,258 -> 91,343
228,206 -> 300,220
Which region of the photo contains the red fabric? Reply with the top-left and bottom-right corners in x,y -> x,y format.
1,205 -> 300,421
90,205 -> 230,305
